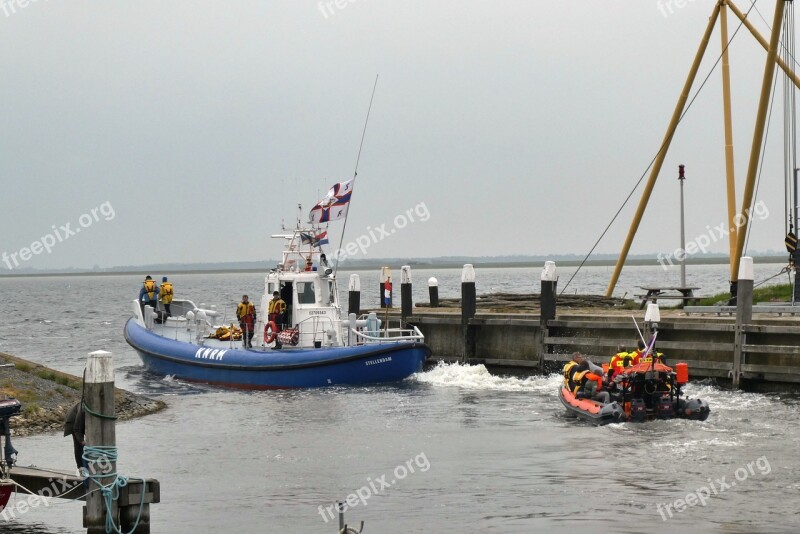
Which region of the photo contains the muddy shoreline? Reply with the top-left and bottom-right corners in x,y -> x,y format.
0,351 -> 166,437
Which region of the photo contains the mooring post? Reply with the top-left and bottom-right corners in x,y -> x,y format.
379,266 -> 392,308
733,256 -> 754,389
348,274 -> 361,316
84,350 -> 117,534
428,277 -> 439,308
461,264 -> 477,362
794,248 -> 800,304
400,265 -> 412,321
539,262 -> 558,368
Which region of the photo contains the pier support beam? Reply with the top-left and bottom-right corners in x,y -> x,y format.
461,265 -> 477,362
733,257 -> 754,389
428,277 -> 439,308
401,266 -> 413,321
539,262 -> 558,368
348,274 -> 361,316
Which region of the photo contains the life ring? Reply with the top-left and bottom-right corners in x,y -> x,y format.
264,321 -> 279,343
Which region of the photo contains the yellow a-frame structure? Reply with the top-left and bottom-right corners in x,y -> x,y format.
606,0 -> 798,297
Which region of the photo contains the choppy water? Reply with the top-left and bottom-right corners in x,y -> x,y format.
1,265 -> 799,533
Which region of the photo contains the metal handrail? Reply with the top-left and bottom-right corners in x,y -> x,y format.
351,325 -> 424,343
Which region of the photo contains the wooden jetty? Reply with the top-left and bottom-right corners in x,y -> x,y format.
362,261 -> 800,392
5,351 -> 160,533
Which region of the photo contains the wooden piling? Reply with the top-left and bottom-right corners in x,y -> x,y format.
733,257 -> 754,389
461,264 -> 477,361
428,277 -> 439,308
348,274 -> 361,316
82,350 -> 157,533
84,350 -> 117,534
401,266 -> 412,320
539,262 -> 557,367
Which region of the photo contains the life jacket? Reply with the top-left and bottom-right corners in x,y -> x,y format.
268,298 -> 287,315
237,302 -> 256,325
572,371 -> 603,395
609,352 -> 634,378
563,361 -> 579,388
143,279 -> 156,300
640,352 -> 664,364
160,282 -> 174,304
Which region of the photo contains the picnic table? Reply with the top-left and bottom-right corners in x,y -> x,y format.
636,286 -> 700,309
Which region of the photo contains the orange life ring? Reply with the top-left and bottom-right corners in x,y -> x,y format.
264,321 -> 279,343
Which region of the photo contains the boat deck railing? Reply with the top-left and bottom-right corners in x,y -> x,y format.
294,315 -> 339,347
350,324 -> 425,345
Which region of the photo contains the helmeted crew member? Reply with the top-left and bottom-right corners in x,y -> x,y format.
237,294 -> 257,349
629,340 -> 646,366
268,291 -> 287,328
139,275 -> 159,316
640,347 -> 667,366
608,345 -> 635,381
160,276 -> 174,317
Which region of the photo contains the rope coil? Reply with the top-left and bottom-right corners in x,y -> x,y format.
82,445 -> 146,534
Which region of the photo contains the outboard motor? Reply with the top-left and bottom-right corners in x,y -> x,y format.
0,398 -> 22,475
656,395 -> 675,419
630,398 -> 647,422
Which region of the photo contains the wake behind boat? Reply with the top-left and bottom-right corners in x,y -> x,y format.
559,304 -> 710,425
125,179 -> 431,389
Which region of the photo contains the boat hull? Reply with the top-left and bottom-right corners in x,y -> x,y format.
559,385 -> 710,425
125,319 -> 431,389
559,386 -> 626,425
0,481 -> 12,512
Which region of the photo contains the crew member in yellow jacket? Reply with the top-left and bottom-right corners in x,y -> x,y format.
160,276 -> 174,317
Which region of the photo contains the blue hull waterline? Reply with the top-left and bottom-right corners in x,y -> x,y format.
125,319 -> 431,389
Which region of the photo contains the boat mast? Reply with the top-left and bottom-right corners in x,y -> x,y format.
333,75 -> 379,278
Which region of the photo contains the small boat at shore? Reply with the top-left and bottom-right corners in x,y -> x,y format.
125,183 -> 431,389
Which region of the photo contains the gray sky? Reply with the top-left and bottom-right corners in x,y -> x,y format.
1,1 -> 795,270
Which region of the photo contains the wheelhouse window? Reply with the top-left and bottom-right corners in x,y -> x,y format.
297,281 -> 316,305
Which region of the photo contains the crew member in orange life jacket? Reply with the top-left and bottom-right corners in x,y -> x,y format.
237,295 -> 257,349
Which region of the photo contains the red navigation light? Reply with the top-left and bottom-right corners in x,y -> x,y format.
678,164 -> 686,180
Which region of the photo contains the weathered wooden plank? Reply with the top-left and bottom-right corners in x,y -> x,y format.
742,324 -> 800,334
482,358 -> 540,368
742,344 -> 800,355
741,363 -> 800,375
